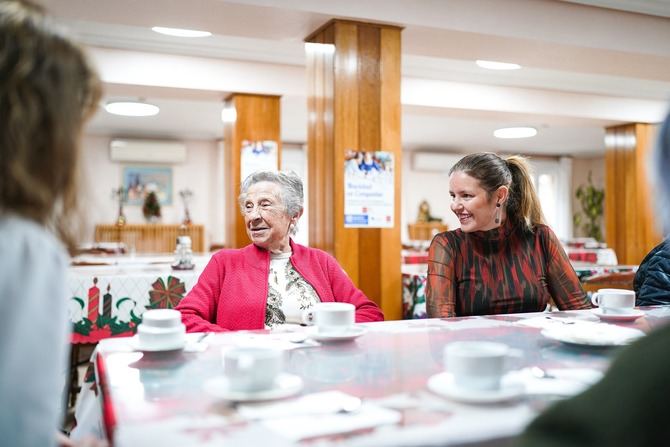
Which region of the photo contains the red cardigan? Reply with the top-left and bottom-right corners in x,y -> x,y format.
176,240 -> 384,332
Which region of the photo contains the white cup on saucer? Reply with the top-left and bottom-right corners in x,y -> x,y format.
136,309 -> 186,351
222,347 -> 284,393
590,288 -> 636,315
302,302 -> 355,334
444,341 -> 520,391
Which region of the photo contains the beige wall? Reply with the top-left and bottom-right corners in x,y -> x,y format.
571,157 -> 605,238
79,135 -> 221,249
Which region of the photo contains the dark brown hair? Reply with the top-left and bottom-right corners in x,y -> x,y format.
0,1 -> 101,253
449,152 -> 546,230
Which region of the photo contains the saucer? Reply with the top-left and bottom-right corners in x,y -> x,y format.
427,372 -> 524,404
593,308 -> 644,322
203,373 -> 303,402
307,326 -> 367,342
130,335 -> 185,352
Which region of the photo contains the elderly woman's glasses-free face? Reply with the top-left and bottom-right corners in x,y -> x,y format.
242,201 -> 284,217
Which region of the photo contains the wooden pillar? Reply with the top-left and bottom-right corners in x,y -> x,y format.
223,93 -> 281,248
605,123 -> 661,265
306,20 -> 403,320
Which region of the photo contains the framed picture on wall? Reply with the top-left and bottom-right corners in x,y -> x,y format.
123,166 -> 173,205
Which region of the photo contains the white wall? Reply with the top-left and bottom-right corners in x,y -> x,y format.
401,152 -> 464,241
79,135 -> 220,248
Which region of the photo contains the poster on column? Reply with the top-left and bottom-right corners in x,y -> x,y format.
241,140 -> 278,182
344,150 -> 394,228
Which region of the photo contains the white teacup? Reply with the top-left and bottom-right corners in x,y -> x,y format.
137,309 -> 185,350
444,341 -> 520,391
222,347 -> 283,392
590,288 -> 636,314
302,302 -> 355,334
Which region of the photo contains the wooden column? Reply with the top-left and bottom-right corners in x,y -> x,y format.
306,20 -> 403,320
605,123 -> 661,265
223,93 -> 281,248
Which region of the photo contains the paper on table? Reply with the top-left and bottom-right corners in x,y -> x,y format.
261,403 -> 401,441
230,332 -> 320,350
237,391 -> 359,420
513,368 -> 604,397
515,315 -> 597,329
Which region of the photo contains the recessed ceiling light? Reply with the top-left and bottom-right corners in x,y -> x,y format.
476,60 -> 521,70
104,101 -> 160,117
151,26 -> 212,38
494,127 -> 537,139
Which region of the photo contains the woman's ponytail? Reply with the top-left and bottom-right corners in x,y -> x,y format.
505,155 -> 546,230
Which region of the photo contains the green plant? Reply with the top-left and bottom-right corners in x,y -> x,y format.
142,191 -> 161,221
573,171 -> 604,241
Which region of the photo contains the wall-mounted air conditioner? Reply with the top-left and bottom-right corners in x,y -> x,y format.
412,152 -> 461,173
109,139 -> 186,163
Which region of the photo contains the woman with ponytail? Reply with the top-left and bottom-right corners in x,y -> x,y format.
426,152 -> 590,318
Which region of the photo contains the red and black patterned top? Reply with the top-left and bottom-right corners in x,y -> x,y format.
426,220 -> 590,318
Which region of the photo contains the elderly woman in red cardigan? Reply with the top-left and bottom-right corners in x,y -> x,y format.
176,171 -> 384,331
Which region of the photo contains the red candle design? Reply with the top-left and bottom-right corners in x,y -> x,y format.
87,277 -> 100,322
103,284 -> 112,319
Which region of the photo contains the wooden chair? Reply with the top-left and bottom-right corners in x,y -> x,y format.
408,222 -> 449,241
582,271 -> 636,293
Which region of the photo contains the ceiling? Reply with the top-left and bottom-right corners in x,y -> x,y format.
43,0 -> 670,157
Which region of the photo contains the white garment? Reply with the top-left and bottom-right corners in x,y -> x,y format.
266,251 -> 320,328
0,214 -> 70,447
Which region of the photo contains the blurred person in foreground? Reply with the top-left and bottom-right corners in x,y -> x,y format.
516,111 -> 670,447
0,1 -> 106,446
633,237 -> 670,306
176,171 -> 384,331
426,152 -> 590,318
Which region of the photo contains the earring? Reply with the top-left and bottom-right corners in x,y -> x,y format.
494,203 -> 501,224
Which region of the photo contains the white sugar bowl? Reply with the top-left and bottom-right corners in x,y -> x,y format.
136,309 -> 186,351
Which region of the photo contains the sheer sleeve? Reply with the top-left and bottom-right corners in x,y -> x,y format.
540,227 -> 591,310
426,234 -> 457,318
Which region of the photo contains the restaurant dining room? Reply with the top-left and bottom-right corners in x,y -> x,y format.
3,0 -> 670,446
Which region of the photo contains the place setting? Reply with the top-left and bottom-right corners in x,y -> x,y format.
301,302 -> 368,343
426,341 -> 607,405
590,288 -> 645,322
427,341 -> 526,404
203,346 -> 303,402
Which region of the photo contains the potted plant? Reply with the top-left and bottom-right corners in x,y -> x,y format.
573,171 -> 604,241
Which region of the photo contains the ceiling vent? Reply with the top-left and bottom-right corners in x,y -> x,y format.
109,139 -> 186,164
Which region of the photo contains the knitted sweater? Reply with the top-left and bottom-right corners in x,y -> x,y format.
176,240 -> 384,331
426,220 -> 590,317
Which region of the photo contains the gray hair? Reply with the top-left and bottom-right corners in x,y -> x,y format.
238,170 -> 304,235
652,109 -> 670,234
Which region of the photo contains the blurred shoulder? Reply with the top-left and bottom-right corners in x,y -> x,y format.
0,214 -> 67,262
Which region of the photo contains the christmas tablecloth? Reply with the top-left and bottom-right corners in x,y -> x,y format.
67,256 -> 208,344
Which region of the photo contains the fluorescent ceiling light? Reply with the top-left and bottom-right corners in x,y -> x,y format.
494,127 -> 537,139
476,60 -> 521,70
104,101 -> 159,117
151,26 -> 212,38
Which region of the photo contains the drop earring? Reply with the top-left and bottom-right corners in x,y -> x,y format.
494,203 -> 501,224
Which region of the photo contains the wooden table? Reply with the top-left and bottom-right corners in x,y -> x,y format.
94,224 -> 205,253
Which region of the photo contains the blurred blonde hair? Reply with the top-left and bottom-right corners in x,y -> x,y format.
0,0 -> 102,253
